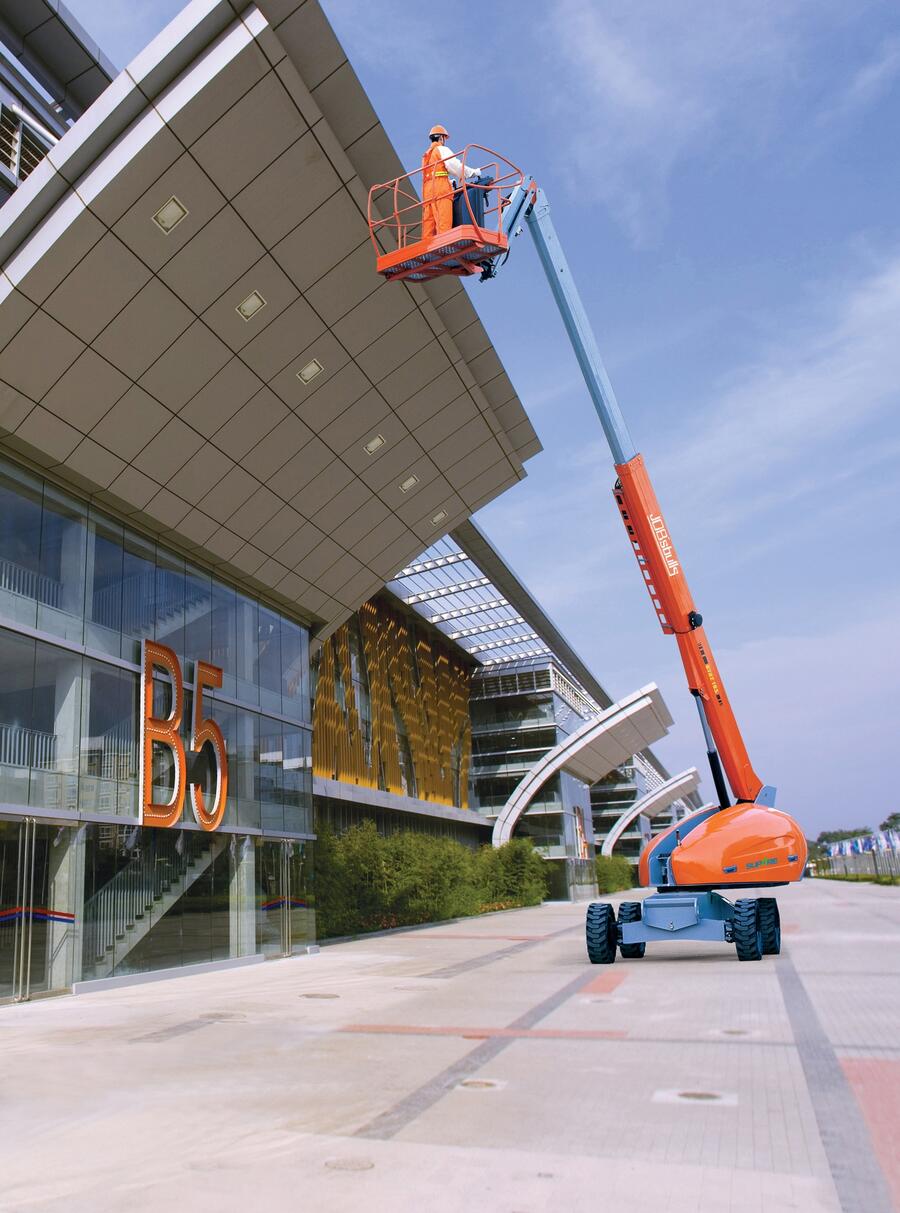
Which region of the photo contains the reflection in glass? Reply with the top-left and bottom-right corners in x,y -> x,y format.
0,461 -> 43,630
38,484 -> 86,641
85,512 -> 124,656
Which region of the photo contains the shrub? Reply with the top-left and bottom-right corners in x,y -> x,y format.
595,854 -> 636,894
314,824 -> 548,940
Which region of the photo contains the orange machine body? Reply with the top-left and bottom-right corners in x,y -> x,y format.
639,804 -> 808,889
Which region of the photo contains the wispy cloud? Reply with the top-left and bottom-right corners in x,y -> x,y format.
654,251 -> 900,526
818,33 -> 900,127
538,0 -> 875,245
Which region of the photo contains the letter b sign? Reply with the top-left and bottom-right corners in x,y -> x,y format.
140,640 -> 228,831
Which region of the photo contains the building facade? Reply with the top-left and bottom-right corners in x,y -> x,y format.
0,0 -> 699,1005
0,452 -> 315,1000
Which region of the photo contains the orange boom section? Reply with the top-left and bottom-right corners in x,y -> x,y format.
613,454 -> 765,804
368,146 -> 524,283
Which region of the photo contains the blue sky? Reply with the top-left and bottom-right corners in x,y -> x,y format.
67,0 -> 900,836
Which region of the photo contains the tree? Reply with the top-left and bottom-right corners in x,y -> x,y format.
879,812 -> 900,831
816,827 -> 871,846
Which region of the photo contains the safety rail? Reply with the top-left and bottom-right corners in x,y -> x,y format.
81,830 -> 218,970
0,723 -> 57,769
368,145 -> 525,281
0,556 -> 62,608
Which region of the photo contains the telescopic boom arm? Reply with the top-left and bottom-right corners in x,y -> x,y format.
496,181 -> 775,809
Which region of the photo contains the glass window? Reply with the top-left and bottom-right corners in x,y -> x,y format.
280,617 -> 308,722
257,605 -> 281,714
0,461 -> 42,630
183,563 -> 212,672
85,511 -> 124,657
154,548 -> 186,662
234,707 -> 260,828
120,530 -> 156,663
258,717 -> 284,832
0,629 -> 36,805
210,577 -> 237,698
80,660 -> 140,819
29,640 -> 81,813
38,483 -> 86,642
235,594 -> 258,706
283,724 -> 312,834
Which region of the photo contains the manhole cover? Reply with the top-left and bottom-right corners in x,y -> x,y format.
199,1011 -> 245,1021
301,992 -> 340,1000
325,1158 -> 374,1172
459,1078 -> 499,1090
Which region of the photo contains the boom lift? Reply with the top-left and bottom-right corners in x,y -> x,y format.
368,148 -> 807,963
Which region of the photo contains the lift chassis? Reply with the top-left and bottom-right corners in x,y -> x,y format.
368,147 -> 806,964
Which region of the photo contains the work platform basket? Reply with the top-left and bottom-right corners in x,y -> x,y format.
367,145 -> 524,283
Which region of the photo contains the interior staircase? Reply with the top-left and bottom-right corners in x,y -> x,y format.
82,831 -> 227,980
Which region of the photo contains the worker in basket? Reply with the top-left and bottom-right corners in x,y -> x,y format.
422,124 -> 492,237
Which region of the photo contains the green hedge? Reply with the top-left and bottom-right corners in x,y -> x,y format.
314,821 -> 548,939
595,854 -> 636,894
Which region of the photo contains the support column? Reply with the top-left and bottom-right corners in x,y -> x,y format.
229,835 -> 256,958
47,823 -> 85,989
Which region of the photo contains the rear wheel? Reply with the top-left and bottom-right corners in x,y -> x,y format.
617,901 -> 646,958
758,897 -> 781,955
733,898 -> 763,962
586,902 -> 617,964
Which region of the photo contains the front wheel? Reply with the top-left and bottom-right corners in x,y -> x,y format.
733,898 -> 763,962
758,897 -> 781,955
586,902 -> 617,964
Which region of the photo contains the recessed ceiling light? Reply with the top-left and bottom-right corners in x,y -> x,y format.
236,290 -> 267,321
364,434 -> 385,455
297,357 -> 324,385
152,195 -> 188,234
399,474 -> 419,494
431,509 -> 448,525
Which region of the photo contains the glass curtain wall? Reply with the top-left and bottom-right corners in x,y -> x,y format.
0,454 -> 316,992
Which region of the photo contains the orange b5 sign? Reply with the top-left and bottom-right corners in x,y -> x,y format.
140,639 -> 228,831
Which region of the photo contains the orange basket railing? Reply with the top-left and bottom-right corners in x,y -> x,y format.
368,144 -> 525,256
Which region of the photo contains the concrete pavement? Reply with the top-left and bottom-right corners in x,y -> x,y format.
1,878 -> 897,1213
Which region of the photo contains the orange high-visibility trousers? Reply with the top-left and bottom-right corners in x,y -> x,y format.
422,171 -> 453,238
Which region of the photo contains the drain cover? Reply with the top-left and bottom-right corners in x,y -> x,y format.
653,1088 -> 737,1107
325,1158 -> 374,1172
301,992 -> 340,999
460,1078 -> 499,1090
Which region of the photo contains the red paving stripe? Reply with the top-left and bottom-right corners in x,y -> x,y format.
840,1057 -> 900,1210
340,1024 -> 627,1041
582,970 -> 628,995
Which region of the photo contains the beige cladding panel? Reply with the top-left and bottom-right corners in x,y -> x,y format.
0,0 -> 538,637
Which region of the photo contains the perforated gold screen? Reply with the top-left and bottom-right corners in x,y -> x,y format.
312,599 -> 472,808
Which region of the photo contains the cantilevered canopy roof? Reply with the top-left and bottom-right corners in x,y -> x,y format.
492,686 -> 674,846
388,520 -> 611,694
0,0 -> 540,638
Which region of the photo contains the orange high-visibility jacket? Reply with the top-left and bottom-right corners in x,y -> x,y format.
421,142 -> 454,238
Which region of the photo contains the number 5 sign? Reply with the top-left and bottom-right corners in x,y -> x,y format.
139,639 -> 228,830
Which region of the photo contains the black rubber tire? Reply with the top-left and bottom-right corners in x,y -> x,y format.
758,897 -> 781,955
617,901 -> 646,959
586,902 -> 617,964
733,898 -> 763,962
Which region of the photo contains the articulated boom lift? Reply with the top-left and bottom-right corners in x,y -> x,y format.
368,148 -> 807,963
